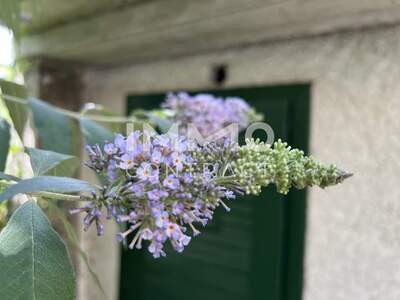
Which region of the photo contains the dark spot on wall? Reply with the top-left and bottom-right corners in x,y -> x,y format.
212,64 -> 228,86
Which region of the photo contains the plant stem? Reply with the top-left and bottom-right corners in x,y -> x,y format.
1,93 -> 138,124
213,175 -> 236,184
33,191 -> 81,202
1,180 -> 82,202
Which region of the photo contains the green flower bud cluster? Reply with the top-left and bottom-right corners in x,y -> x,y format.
232,139 -> 352,195
246,108 -> 264,124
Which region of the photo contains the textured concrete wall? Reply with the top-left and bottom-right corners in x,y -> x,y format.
78,164 -> 120,300
83,25 -> 400,300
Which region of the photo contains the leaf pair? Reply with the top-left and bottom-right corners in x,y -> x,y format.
0,80 -> 114,299
30,97 -> 115,155
0,147 -> 99,299
26,147 -> 79,177
0,149 -> 97,299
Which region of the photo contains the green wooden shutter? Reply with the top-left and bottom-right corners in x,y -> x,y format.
121,84 -> 310,300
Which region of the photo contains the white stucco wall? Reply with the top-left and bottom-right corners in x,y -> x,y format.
83,25 -> 400,300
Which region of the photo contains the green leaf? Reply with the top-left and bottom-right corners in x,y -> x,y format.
29,98 -> 79,155
0,79 -> 28,138
0,0 -> 22,39
0,171 -> 20,182
0,117 -> 10,171
145,110 -> 173,133
80,118 -> 114,185
81,103 -> 125,134
26,147 -> 79,177
48,202 -> 105,296
0,176 -> 96,203
80,117 -> 114,146
0,201 -> 75,299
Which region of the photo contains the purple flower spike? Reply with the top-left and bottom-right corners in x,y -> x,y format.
162,92 -> 255,136
77,128 -> 246,258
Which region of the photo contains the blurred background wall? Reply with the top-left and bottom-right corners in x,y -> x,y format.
83,25 -> 400,300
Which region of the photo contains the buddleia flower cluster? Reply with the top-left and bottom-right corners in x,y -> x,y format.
161,92 -> 262,136
71,131 -> 351,258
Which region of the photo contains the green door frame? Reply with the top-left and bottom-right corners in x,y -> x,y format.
122,84 -> 310,300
